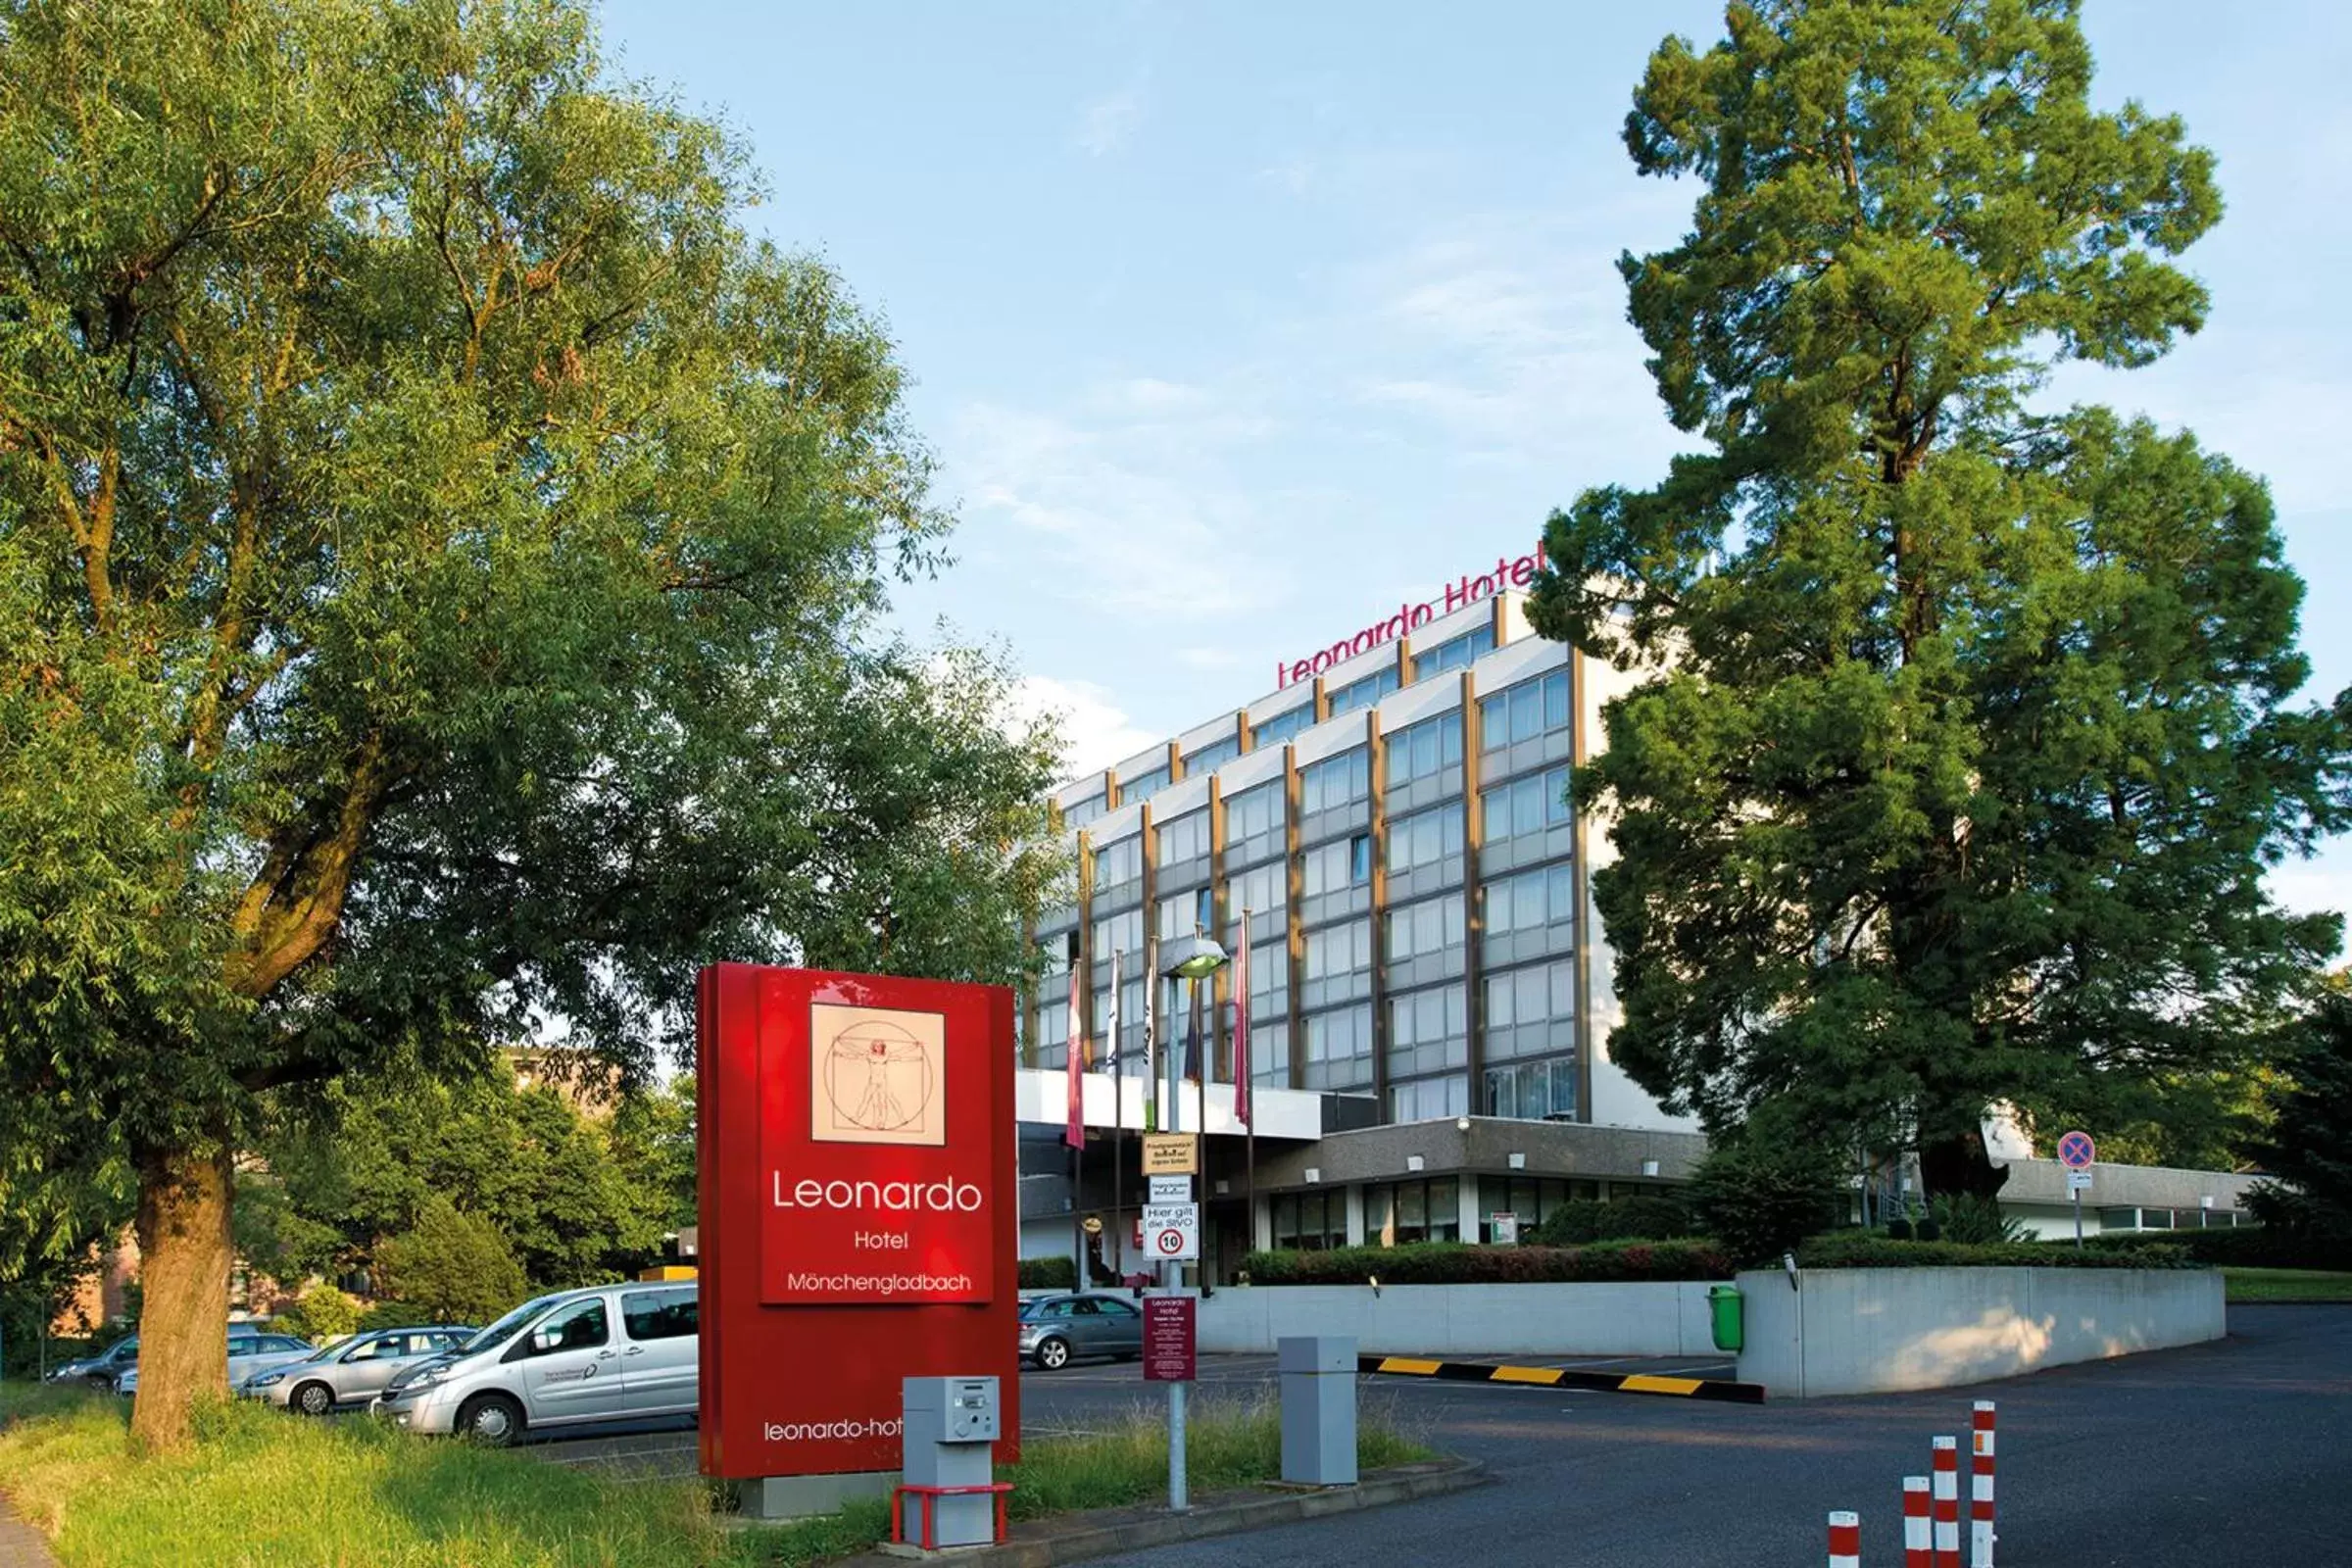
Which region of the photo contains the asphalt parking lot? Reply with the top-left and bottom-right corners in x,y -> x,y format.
524,1306 -> 2352,1567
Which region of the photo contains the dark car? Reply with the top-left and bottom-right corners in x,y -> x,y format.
1017,1294 -> 1145,1370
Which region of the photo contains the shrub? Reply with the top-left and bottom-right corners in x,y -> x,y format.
1239,1239 -> 1734,1286
1927,1194 -> 2029,1245
1688,1132 -> 1848,1265
2077,1225 -> 2352,1271
1017,1256 -> 1078,1291
354,1301 -> 438,1332
1800,1233 -> 2198,1269
372,1199 -> 528,1325
279,1284 -> 361,1343
1526,1195 -> 1691,1246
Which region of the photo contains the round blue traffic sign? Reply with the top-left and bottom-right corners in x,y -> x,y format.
2057,1130 -> 2096,1170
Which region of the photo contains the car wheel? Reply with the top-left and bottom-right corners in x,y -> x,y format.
293,1381 -> 336,1417
1035,1337 -> 1071,1371
456,1393 -> 525,1446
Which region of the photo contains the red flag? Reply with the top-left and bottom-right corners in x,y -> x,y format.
1063,954 -> 1086,1150
1232,911 -> 1251,1128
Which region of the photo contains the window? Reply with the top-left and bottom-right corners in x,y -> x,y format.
1366,1176 -> 1460,1245
1485,1056 -> 1578,1120
1388,983 -> 1467,1078
1036,997 -> 1070,1056
1095,1298 -> 1141,1319
1231,860 -> 1284,920
1300,750 -> 1370,813
1301,1005 -> 1373,1090
1303,919 -> 1372,979
1479,1177 -> 1574,1239
1122,765 -> 1170,800
1327,666 -> 1400,717
343,1334 -> 408,1362
1185,735 -> 1242,772
1250,1019 -> 1292,1086
522,1298 -> 608,1356
1247,937 -> 1288,1016
1484,863 -> 1576,933
1385,895 -> 1464,961
1157,811 -> 1210,863
1480,766 -> 1572,841
1250,704 -> 1317,749
1485,959 -> 1577,1030
1272,1191 -> 1345,1250
1092,906 -> 1144,965
1224,783 -> 1283,846
1387,802 -> 1464,874
1479,668 -> 1571,751
1093,836 -> 1143,888
622,1288 -> 699,1342
1414,625 -> 1494,681
1062,792 -> 1108,829
1388,1077 -> 1468,1122
1388,711 -> 1464,784
1302,836 -> 1372,895
1157,887 -> 1214,940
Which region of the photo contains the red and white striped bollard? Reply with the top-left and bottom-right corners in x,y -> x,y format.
1970,1399 -> 1996,1566
1903,1474 -> 1933,1567
1829,1509 -> 1861,1568
1932,1435 -> 1961,1567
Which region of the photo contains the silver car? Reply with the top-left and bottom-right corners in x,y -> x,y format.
114,1333 -> 317,1396
1017,1293 -> 1145,1369
240,1326 -> 474,1415
372,1281 -> 698,1446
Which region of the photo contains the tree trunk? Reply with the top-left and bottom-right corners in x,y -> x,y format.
1919,1129 -> 2008,1200
128,1144 -> 235,1451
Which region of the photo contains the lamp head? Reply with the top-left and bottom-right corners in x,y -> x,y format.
1159,932 -> 1228,980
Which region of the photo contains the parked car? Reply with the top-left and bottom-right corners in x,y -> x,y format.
1018,1293 -> 1144,1370
44,1335 -> 142,1389
371,1281 -> 698,1446
239,1325 -> 475,1415
112,1333 -> 316,1396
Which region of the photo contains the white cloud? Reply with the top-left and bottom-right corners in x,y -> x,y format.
1075,89 -> 1143,157
1011,673 -> 1162,777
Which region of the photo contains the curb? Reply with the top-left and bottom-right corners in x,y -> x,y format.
831,1456 -> 1487,1567
1358,1353 -> 1768,1404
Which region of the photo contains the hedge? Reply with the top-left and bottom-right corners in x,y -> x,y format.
1239,1239 -> 1734,1286
1016,1256 -> 1078,1291
2073,1225 -> 2352,1272
1798,1233 -> 2198,1270
1526,1196 -> 1692,1247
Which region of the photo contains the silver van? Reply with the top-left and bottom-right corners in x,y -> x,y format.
370,1282 -> 697,1445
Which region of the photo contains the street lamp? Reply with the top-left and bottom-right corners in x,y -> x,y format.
1155,929 -> 1227,1513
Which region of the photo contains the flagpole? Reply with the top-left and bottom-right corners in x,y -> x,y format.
1109,949 -> 1124,1286
1239,910 -> 1255,1263
1066,938 -> 1086,1288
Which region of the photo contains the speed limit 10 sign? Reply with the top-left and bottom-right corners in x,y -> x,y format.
1142,1202 -> 1200,1261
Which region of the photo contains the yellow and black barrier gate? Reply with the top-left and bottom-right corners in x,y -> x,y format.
1357,1353 -> 1767,1405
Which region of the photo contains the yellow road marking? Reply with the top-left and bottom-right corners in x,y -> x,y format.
1489,1365 -> 1565,1385
1378,1356 -> 1446,1376
1619,1375 -> 1704,1396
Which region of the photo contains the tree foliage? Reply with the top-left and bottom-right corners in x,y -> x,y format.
373,1198 -> 528,1327
0,0 -> 1061,1444
1687,1121 -> 1849,1264
2243,993 -> 2352,1244
1531,0 -> 2352,1193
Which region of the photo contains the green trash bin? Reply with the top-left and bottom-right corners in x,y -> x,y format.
1706,1284 -> 1744,1353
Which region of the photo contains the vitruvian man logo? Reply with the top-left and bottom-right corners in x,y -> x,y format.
809,1004 -> 947,1146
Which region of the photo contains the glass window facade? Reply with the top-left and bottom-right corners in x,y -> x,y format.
1093,835 -> 1143,888
1224,782 -> 1282,847
1485,1056 -> 1578,1120
1302,919 -> 1372,980
1484,862 -> 1576,933
1271,1190 -> 1346,1250
1481,766 -> 1572,841
1480,668 -> 1571,751
1062,791 -> 1108,828
1184,734 -> 1242,772
1388,1076 -> 1468,1122
1387,802 -> 1464,874
1388,983 -> 1467,1079
1300,749 -> 1370,813
1250,703 -> 1318,749
1413,624 -> 1494,681
1302,835 -> 1372,895
1247,936 -> 1288,1017
1092,906 -> 1145,968
1365,1176 -> 1460,1244
1327,665 -> 1400,717
1250,1018 -> 1292,1087
1121,765 -> 1170,800
1388,711 -> 1464,784
1157,810 -> 1210,863
1484,958 -> 1577,1035
1157,887 -> 1214,940
1385,894 -> 1465,962
1230,860 -> 1285,923
1301,1004 -> 1373,1090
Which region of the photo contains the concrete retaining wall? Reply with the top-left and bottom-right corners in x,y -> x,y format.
1734,1267 -> 2226,1398
1195,1282 -> 1720,1357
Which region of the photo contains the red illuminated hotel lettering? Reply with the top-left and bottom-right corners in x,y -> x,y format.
1275,542 -> 1545,688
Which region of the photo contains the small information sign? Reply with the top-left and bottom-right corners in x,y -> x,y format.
1143,1135 -> 1200,1176
1143,1296 -> 1196,1383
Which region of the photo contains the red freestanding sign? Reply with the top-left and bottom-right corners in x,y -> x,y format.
698,965 -> 1020,1480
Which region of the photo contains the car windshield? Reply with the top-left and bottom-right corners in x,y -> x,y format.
459,1295 -> 564,1357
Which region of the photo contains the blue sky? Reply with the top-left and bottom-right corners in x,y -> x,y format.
596,0 -> 2352,930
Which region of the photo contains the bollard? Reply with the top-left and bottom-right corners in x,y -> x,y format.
1970,1400 -> 1996,1567
1903,1475 -> 1933,1567
1828,1509 -> 1861,1568
1932,1437 -> 1961,1568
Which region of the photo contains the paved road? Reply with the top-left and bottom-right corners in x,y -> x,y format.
1096,1306 -> 2352,1568
523,1307 -> 2352,1565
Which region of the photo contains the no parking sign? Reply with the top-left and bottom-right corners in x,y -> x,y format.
1143,1202 -> 1199,1261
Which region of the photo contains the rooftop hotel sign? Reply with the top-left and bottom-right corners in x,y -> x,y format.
1274,542 -> 1546,688
699,965 -> 1018,1482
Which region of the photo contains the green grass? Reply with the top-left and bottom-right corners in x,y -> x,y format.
0,1383 -> 1432,1568
2224,1267 -> 2352,1302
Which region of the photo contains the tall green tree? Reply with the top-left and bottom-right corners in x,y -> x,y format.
1530,0 -> 2352,1194
0,0 -> 1061,1446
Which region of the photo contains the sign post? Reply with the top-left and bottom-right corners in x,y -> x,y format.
1161,975 -> 1192,1512
2057,1130 -> 2096,1250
